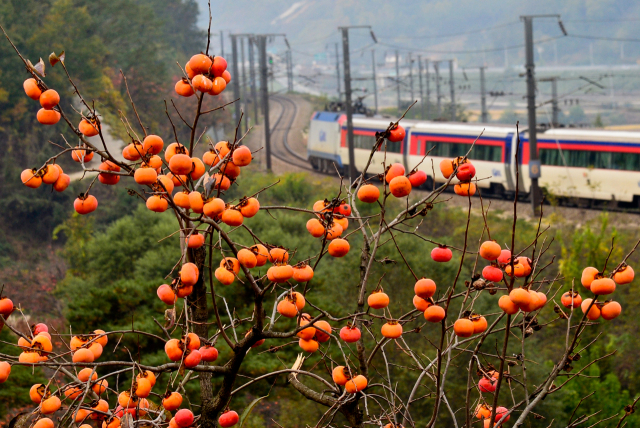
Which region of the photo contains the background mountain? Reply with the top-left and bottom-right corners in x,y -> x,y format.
196,0 -> 640,68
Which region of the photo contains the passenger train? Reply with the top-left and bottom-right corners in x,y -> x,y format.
307,111 -> 640,208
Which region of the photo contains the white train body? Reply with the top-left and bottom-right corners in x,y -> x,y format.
307,112 -> 640,206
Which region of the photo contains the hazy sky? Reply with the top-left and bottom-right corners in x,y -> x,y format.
195,0 -> 639,68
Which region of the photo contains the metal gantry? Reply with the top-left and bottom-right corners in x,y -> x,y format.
339,25 -> 377,182
255,33 -> 288,171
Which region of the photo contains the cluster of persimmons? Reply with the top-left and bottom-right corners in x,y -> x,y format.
9,49 -> 244,428
20,52 -> 236,217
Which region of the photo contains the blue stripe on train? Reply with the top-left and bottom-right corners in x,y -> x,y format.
340,126 -> 384,134
313,112 -> 342,122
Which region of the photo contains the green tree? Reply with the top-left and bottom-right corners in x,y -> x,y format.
0,329 -> 47,419
0,0 -> 203,246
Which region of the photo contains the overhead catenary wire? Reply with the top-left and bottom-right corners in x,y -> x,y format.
376,35 -> 565,55
564,18 -> 640,23
293,36 -> 567,59
566,34 -> 640,43
375,20 -> 520,40
281,16 -> 640,68
269,20 -> 640,117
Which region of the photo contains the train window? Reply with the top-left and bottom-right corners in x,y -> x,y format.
385,140 -> 402,153
352,134 -> 402,153
424,141 -> 501,162
471,145 -> 502,162
540,148 -> 640,170
611,152 -> 640,170
353,134 -> 376,150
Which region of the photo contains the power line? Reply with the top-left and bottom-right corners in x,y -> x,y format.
567,34 -> 640,43
377,35 -> 564,54
376,20 -> 520,40
289,30 -> 374,49
564,18 -> 640,23
290,33 -> 335,46
291,44 -> 375,57
290,48 -> 316,57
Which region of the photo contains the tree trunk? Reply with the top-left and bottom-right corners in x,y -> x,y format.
340,399 -> 364,428
187,246 -> 215,427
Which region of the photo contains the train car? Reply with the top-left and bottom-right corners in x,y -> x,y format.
307,111 -> 419,176
518,128 -> 640,206
308,112 -> 512,192
407,122 -> 514,195
307,111 -> 640,207
307,111 -> 345,173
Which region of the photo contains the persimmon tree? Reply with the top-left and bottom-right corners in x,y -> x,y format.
1,13 -> 639,428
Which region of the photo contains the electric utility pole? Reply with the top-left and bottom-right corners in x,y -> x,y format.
287,50 -> 293,93
480,66 -> 488,123
255,33 -> 288,172
220,30 -> 224,57
335,43 -> 341,102
371,50 -> 378,114
425,58 -> 430,120
230,34 -> 241,127
248,37 -> 259,125
257,36 -> 271,171
418,55 -> 424,119
449,59 -> 455,121
409,52 -> 414,103
434,61 -> 441,118
521,14 -> 566,214
340,26 -> 377,182
240,37 -> 247,133
539,77 -> 560,127
551,77 -> 559,127
395,50 -> 401,112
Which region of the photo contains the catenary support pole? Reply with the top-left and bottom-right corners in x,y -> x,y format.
335,43 -> 341,102
551,77 -> 558,127
418,55 -> 424,120
480,66 -> 488,123
287,50 -> 293,93
449,59 -> 455,121
425,58 -> 430,120
395,50 -> 401,113
341,28 -> 357,182
434,61 -> 441,118
240,37 -> 247,132
249,37 -> 259,125
409,52 -> 414,103
230,35 -> 241,127
523,16 -> 542,214
258,36 -> 271,171
371,50 -> 378,114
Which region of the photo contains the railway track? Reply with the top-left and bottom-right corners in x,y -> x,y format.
269,95 -> 315,172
